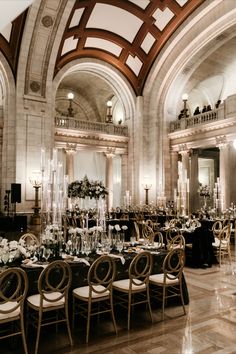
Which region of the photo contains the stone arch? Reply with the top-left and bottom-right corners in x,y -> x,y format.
0,52 -> 16,207
142,0 -> 236,200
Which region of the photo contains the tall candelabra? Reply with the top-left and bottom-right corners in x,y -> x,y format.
213,177 -> 221,216
176,161 -> 189,216
40,148 -> 68,231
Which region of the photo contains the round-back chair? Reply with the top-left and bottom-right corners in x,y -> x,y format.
72,255 -> 117,343
0,267 -> 28,354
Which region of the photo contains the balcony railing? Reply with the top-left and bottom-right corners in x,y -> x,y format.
55,116 -> 128,137
170,109 -> 220,133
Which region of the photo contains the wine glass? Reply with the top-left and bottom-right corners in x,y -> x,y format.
43,247 -> 51,263
1,252 -> 9,268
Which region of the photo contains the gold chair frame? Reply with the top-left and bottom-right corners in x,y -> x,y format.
166,231 -> 185,251
72,255 -> 117,343
19,233 -> 39,246
213,224 -> 231,267
0,267 -> 28,354
149,248 -> 186,320
153,231 -> 164,249
112,251 -> 153,330
27,260 -> 73,354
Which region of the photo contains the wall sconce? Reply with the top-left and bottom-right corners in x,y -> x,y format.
29,171 -> 42,224
182,93 -> 189,118
67,92 -> 74,117
106,100 -> 113,123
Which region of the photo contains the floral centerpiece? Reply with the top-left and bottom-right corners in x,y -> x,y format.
68,175 -> 108,199
199,183 -> 210,197
0,237 -> 36,266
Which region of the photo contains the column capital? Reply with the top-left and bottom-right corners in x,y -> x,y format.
216,135 -> 227,148
64,143 -> 77,154
178,143 -> 189,154
104,147 -> 116,158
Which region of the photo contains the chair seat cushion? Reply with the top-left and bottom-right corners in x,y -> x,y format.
212,239 -> 229,248
0,301 -> 20,320
149,273 -> 179,285
73,285 -> 109,299
27,292 -> 64,308
112,278 -> 146,291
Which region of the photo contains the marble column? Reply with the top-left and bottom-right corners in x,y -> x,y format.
64,144 -> 77,183
105,148 -> 115,211
190,149 -> 200,212
217,136 -> 230,210
121,153 -> 128,202
170,149 -> 179,202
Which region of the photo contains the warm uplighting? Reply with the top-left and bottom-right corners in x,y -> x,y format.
182,93 -> 188,101
106,100 -> 113,123
29,171 -> 42,221
142,177 -> 152,205
182,93 -> 189,118
67,92 -> 74,117
233,139 -> 236,149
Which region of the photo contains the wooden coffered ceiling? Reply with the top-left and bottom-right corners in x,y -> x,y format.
0,0 -> 205,94
56,0 -> 205,95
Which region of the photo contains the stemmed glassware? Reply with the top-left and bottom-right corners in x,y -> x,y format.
43,247 -> 51,263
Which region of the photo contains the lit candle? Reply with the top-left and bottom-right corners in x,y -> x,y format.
186,178 -> 189,193
41,148 -> 46,172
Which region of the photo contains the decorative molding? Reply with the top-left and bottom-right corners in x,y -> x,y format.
30,80 -> 41,93
216,135 -> 227,147
41,15 -> 54,28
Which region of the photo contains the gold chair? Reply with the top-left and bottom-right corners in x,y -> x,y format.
0,267 -> 28,354
27,260 -> 73,354
72,255 -> 117,343
134,221 -> 141,240
212,224 -> 231,267
19,233 -> 39,247
149,248 -> 186,320
112,251 -> 153,330
166,231 -> 185,251
152,231 -> 164,249
212,220 -> 222,238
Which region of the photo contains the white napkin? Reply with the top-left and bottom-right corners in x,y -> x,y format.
108,253 -> 125,265
73,257 -> 90,266
22,261 -> 48,269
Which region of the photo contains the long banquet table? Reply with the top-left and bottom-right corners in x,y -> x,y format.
21,250 -> 189,305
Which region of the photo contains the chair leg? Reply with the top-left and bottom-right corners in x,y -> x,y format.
162,286 -> 166,321
128,292 -> 132,330
146,287 -> 153,323
35,310 -> 42,354
20,313 -> 28,354
179,283 -> 186,315
110,294 -> 117,334
65,302 -> 73,346
86,300 -> 92,344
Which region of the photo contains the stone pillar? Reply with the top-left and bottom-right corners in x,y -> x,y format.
190,149 -> 200,212
105,148 -> 115,211
179,144 -> 190,178
121,153 -> 128,202
178,144 -> 190,216
217,136 -> 230,210
170,149 -> 179,201
64,144 -> 77,183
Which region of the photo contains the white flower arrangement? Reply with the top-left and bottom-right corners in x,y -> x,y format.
114,224 -> 121,232
121,225 -> 128,231
0,237 -> 34,265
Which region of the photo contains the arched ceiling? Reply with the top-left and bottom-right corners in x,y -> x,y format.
0,0 -> 204,94
55,0 -> 205,95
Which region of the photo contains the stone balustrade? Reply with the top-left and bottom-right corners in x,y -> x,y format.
55,116 -> 128,137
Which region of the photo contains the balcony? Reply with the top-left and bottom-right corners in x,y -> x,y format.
170,109 -> 220,133
55,116 -> 128,137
